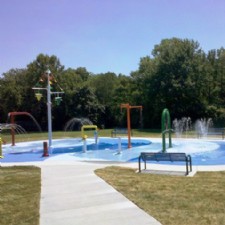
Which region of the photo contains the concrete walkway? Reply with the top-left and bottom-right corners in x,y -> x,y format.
39,161 -> 162,225
4,159 -> 224,225
3,159 -> 225,224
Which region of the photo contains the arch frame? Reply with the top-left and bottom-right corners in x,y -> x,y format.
161,108 -> 172,152
81,125 -> 98,139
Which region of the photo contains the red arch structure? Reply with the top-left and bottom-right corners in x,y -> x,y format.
8,112 -> 42,146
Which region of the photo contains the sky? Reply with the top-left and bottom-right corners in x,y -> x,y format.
1,0 -> 225,76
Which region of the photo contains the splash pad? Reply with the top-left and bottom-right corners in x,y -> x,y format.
1,137 -> 225,165
1,107 -> 225,166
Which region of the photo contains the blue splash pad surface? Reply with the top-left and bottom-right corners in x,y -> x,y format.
1,138 -> 225,165
1,138 -> 151,163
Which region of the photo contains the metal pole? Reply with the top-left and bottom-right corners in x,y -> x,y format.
118,137 -> 122,154
42,141 -> 49,157
46,69 -> 52,152
120,104 -> 142,149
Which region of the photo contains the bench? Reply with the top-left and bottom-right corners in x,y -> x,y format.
111,128 -> 133,137
204,128 -> 224,139
138,152 -> 192,175
196,128 -> 225,139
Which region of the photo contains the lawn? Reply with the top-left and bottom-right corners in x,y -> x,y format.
0,166 -> 41,225
1,128 -> 162,144
95,166 -> 225,225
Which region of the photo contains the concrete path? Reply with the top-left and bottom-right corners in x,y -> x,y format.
3,160 -> 225,225
39,162 -> 162,225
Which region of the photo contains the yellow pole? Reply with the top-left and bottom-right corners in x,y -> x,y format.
0,137 -> 3,158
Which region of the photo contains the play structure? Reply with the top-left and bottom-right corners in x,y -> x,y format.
120,103 -> 143,148
81,125 -> 98,152
32,69 -> 64,151
161,108 -> 172,152
7,112 -> 42,146
81,125 -> 98,140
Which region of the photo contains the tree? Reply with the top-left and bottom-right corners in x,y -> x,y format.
64,85 -> 105,126
57,68 -> 82,93
0,69 -> 28,117
216,48 -> 225,106
133,38 -> 207,127
88,72 -> 118,104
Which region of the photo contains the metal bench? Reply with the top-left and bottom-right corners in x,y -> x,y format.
196,128 -> 225,139
138,152 -> 192,175
206,128 -> 224,139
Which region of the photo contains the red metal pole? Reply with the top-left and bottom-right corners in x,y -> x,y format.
42,141 -> 49,157
120,104 -> 143,149
9,112 -> 29,146
8,111 -> 41,146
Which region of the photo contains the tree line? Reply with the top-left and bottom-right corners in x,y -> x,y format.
1,37 -> 225,131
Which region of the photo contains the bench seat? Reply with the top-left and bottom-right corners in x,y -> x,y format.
138,152 -> 192,175
111,128 -> 133,137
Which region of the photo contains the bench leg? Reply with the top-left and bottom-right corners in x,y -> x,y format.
189,158 -> 192,172
138,157 -> 141,172
186,161 -> 189,175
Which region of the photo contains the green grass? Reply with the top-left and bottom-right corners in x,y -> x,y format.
0,166 -> 41,225
1,129 -> 162,144
95,166 -> 225,225
1,128 -> 222,145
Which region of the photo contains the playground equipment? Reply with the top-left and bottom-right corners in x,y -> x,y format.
35,93 -> 43,101
81,125 -> 98,139
117,137 -> 122,154
32,69 -> 64,151
81,125 -> 98,153
161,108 -> 172,152
120,103 -> 143,148
7,112 -> 42,146
42,141 -> 49,157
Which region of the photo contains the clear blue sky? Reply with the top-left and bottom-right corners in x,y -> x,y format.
1,0 -> 225,76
